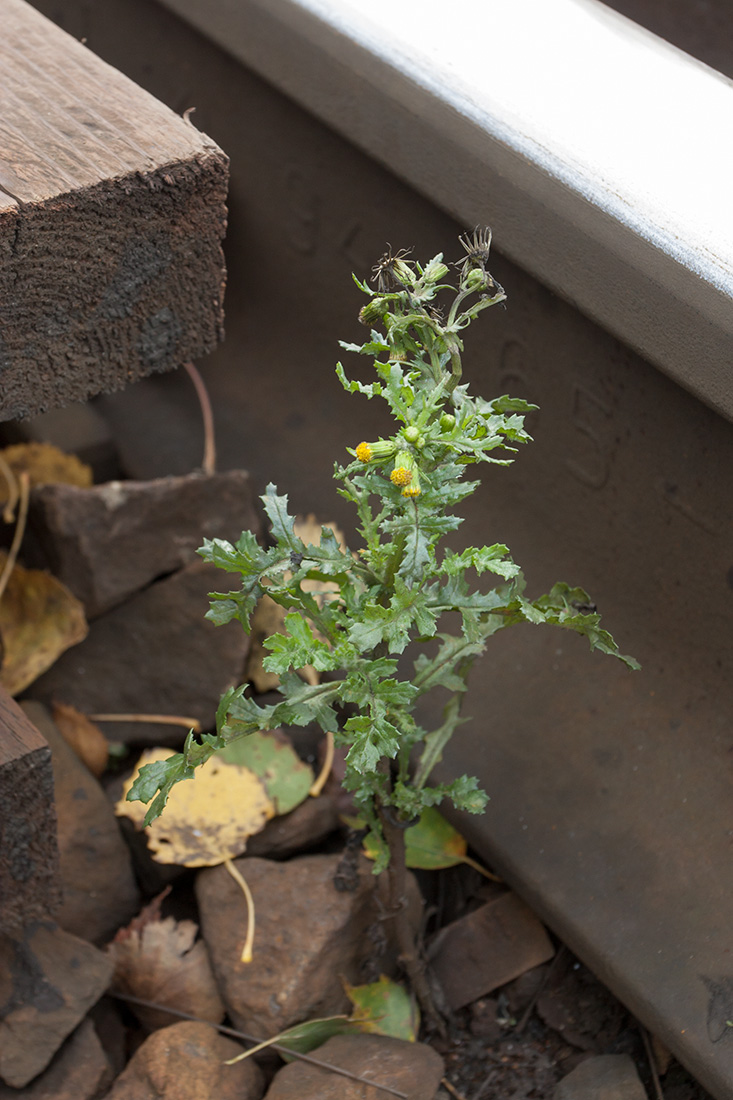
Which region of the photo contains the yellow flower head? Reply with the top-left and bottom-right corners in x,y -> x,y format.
401,463 -> 421,497
354,439 -> 397,464
390,450 -> 418,492
390,466 -> 413,488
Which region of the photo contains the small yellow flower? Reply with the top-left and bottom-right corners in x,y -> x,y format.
401,464 -> 421,497
390,466 -> 413,488
356,441 -> 373,462
390,449 -> 419,493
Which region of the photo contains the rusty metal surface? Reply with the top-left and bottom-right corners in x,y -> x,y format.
26,1 -> 733,1095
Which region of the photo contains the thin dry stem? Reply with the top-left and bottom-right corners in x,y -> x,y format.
460,853 -> 502,883
87,713 -> 202,732
0,470 -> 29,602
183,361 -> 216,475
441,1077 -> 469,1100
224,857 -> 255,963
309,730 -> 334,796
641,1024 -> 666,1100
0,453 -> 19,523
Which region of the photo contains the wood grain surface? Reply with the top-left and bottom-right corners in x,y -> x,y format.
0,684 -> 61,930
0,0 -> 228,420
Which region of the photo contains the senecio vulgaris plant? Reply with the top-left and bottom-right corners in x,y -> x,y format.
129,228 -> 638,1029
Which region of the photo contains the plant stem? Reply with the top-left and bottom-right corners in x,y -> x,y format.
378,792 -> 446,1037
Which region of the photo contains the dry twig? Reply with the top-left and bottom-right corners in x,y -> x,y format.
183,361 -> 216,475
88,713 -> 202,732
0,470 -> 29,602
640,1023 -> 666,1100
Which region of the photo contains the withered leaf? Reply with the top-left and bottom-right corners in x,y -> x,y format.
0,554 -> 88,695
52,701 -> 109,778
0,442 -> 92,506
108,891 -> 225,1030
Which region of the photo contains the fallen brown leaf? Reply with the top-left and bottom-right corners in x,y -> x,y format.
52,701 -> 109,778
0,554 -> 88,695
108,891 -> 225,1030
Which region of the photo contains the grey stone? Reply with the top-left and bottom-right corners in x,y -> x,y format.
0,1017 -> 113,1099
27,470 -> 261,618
263,1033 -> 444,1099
26,562 -> 251,744
554,1054 -> 649,1100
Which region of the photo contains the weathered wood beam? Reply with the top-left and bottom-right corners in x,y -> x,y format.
0,0 -> 228,421
0,685 -> 61,931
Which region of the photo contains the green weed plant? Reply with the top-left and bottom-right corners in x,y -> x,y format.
128,229 -> 637,1020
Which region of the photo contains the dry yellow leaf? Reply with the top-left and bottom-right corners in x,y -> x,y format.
116,748 -> 275,867
0,442 -> 92,505
0,554 -> 88,695
52,702 -> 109,778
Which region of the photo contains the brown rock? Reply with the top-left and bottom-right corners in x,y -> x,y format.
246,796 -> 339,859
26,563 -> 250,744
264,1033 -> 444,1099
27,471 -> 261,619
0,1017 -> 112,1099
22,702 -> 139,945
196,854 -> 399,1037
0,922 -> 113,1087
104,1021 -> 264,1100
427,889 -> 554,1011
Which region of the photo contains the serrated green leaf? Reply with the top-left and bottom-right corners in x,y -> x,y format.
413,634 -> 483,694
126,753 -> 195,827
345,714 -> 401,772
347,604 -> 394,652
441,544 -> 520,580
529,583 -> 640,669
263,613 -> 342,674
336,362 -> 383,397
261,484 -> 302,550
